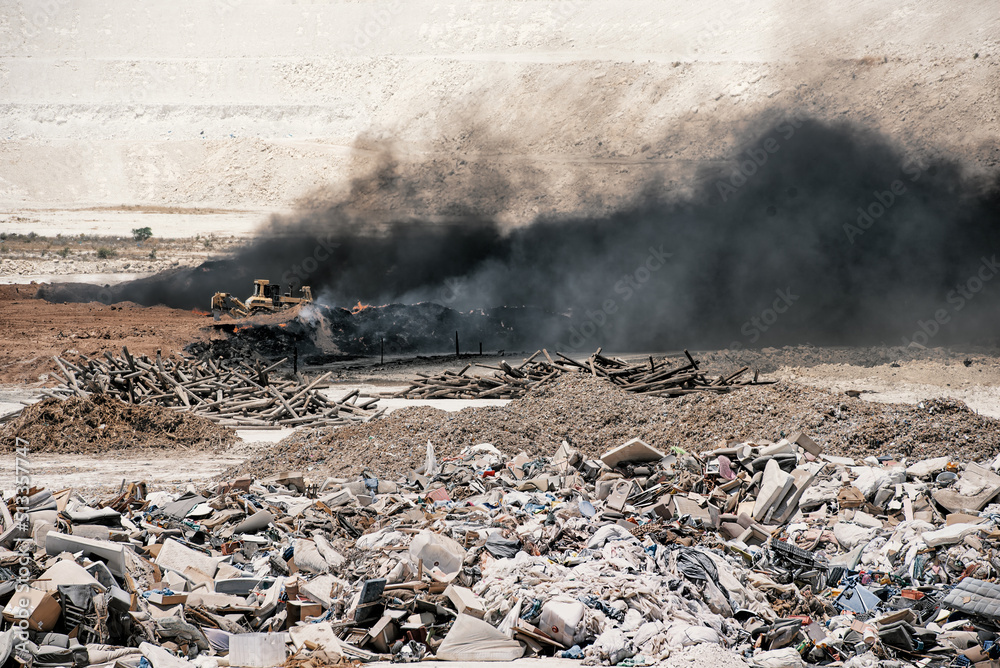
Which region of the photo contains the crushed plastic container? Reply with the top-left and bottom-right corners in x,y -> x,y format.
540,598 -> 587,647
408,530 -> 466,575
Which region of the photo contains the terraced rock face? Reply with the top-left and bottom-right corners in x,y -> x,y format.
1,1 -> 996,226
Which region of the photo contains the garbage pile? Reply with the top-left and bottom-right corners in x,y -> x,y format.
2,431 -> 1000,668
0,394 -> 237,453
394,348 -> 772,400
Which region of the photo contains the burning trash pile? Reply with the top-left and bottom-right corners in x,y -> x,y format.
394,348 -> 771,400
199,302 -> 570,362
3,431 -> 1000,668
33,348 -> 383,429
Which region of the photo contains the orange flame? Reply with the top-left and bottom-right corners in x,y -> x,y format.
352,301 -> 372,313
192,308 -> 210,316
234,325 -> 252,333
278,323 -> 287,328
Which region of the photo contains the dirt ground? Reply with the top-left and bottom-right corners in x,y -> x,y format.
0,284 -> 215,384
1,285 -> 999,496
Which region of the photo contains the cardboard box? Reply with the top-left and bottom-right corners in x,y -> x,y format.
146,592 -> 188,605
2,588 -> 61,632
286,600 -> 323,624
838,486 -> 865,508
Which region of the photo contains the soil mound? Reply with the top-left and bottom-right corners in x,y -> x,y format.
1,394 -> 236,453
227,376 -> 1000,480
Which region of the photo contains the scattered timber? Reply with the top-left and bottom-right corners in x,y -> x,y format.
392,348 -> 772,400
40,347 -> 383,428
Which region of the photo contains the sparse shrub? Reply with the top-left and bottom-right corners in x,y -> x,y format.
132,226 -> 153,242
97,247 -> 118,259
149,249 -> 157,259
58,247 -> 70,258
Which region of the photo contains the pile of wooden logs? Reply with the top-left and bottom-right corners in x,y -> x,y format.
393,349 -> 771,400
41,347 -> 383,428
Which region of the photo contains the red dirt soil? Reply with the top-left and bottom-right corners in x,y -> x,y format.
0,284 -> 215,385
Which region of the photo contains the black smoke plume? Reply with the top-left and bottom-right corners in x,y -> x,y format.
40,113 -> 1000,351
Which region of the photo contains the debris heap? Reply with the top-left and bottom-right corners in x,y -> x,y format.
394,348 -> 772,400
39,348 -> 383,428
3,431 -> 999,668
244,376 -> 1000,481
0,394 -> 236,453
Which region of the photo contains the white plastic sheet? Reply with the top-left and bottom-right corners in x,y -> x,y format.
435,614 -> 524,661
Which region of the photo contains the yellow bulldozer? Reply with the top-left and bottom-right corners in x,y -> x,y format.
211,279 -> 313,320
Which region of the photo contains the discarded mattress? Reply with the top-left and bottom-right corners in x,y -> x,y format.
940,578 -> 1000,621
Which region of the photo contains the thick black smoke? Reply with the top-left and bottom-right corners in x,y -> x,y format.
42,114 -> 1000,351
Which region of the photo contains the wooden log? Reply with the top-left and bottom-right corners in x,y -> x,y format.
556,352 -> 589,370
53,357 -> 75,386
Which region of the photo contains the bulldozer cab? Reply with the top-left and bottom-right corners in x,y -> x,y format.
252,279 -> 281,305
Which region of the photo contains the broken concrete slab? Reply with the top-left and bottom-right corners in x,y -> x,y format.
789,431 -> 823,456
445,584 -> 487,619
600,438 -> 665,468
44,532 -> 128,577
769,464 -> 826,524
906,456 -> 951,478
923,522 -> 982,547
155,538 -> 222,578
753,459 -> 794,522
934,463 -> 1000,513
